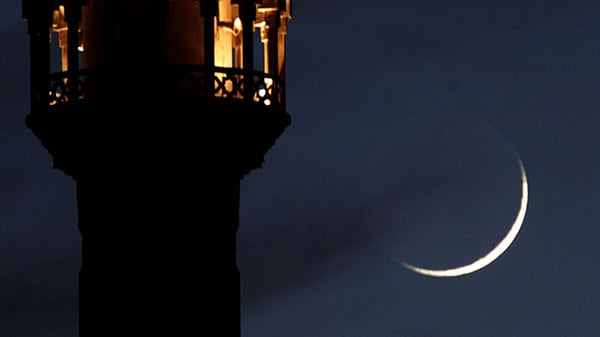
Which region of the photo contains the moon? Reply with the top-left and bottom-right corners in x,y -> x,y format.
401,157 -> 528,277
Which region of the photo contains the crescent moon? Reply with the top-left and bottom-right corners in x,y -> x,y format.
401,157 -> 528,277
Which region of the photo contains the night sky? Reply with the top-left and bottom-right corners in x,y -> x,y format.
2,1 -> 600,336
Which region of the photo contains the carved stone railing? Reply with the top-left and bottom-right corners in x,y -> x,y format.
47,66 -> 285,109
166,65 -> 285,108
48,70 -> 89,106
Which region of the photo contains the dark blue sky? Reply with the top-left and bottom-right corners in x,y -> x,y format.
3,1 -> 600,336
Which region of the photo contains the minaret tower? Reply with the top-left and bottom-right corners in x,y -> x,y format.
22,1 -> 291,335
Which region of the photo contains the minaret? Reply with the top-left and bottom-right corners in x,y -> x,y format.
21,1 -> 292,335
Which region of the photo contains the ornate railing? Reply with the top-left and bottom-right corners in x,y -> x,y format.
47,65 -> 285,109
48,70 -> 89,106
166,65 -> 285,108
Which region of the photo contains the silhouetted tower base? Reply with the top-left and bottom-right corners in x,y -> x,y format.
23,0 -> 292,335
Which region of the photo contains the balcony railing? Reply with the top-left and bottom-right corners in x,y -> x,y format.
47,65 -> 285,109
48,70 -> 88,106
